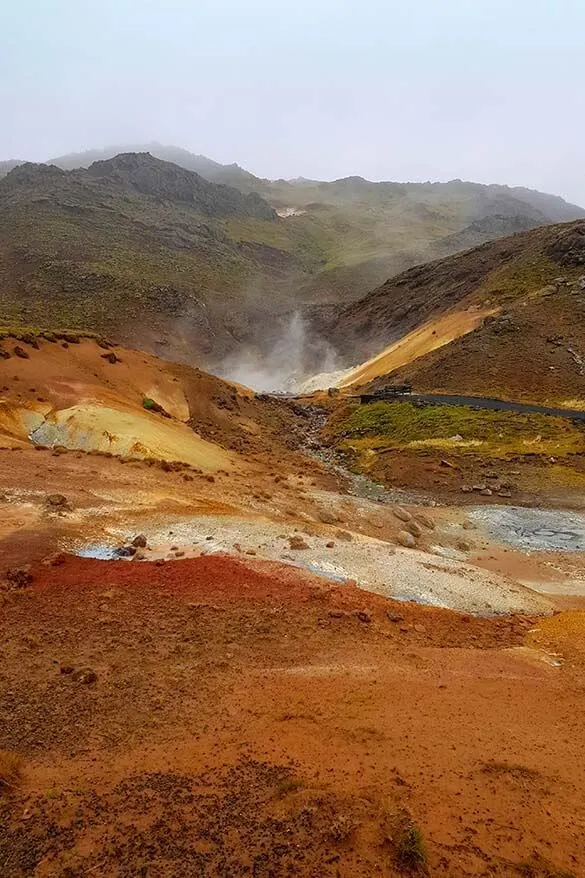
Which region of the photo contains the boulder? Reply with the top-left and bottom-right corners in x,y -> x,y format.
288,535 -> 309,550
406,520 -> 423,538
336,530 -> 353,542
101,351 -> 120,364
317,509 -> 337,525
392,506 -> 412,522
46,493 -> 70,510
397,531 -> 416,548
413,513 -> 435,530
131,534 -> 147,548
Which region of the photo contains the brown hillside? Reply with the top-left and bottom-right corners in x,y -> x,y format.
327,220 -> 585,403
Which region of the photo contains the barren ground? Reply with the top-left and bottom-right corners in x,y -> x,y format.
2,338 -> 585,876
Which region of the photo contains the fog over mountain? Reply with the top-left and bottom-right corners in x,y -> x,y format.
1,0 -> 584,204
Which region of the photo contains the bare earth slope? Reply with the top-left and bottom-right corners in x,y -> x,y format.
327,220 -> 585,405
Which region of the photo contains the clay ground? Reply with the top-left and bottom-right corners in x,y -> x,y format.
2,340 -> 585,876
2,555 -> 585,878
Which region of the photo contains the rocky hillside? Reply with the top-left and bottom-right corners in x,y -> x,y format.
327,220 -> 585,405
0,154 -> 318,364
2,147 -> 585,375
48,142 -> 260,191
4,144 -> 584,308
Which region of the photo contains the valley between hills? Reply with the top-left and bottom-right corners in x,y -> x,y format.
1,150 -> 585,877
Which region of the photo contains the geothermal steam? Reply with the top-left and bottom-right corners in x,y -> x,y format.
217,312 -> 347,392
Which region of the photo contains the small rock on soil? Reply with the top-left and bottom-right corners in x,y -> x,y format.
397,531 -> 416,548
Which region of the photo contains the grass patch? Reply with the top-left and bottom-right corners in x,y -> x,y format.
0,749 -> 22,793
328,401 -> 585,458
392,812 -> 428,873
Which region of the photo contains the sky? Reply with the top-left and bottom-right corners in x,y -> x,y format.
2,0 -> 584,205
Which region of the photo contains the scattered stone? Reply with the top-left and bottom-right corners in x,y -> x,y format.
406,520 -> 423,538
461,486 -> 473,493
174,550 -> 185,558
133,550 -> 146,561
317,509 -> 337,525
245,549 -> 257,556
101,351 -> 120,364
115,546 -> 136,558
59,664 -> 75,675
131,534 -> 147,548
325,541 -> 335,548
13,345 -> 29,359
479,488 -> 493,496
440,459 -> 455,469
205,475 -> 216,483
413,513 -> 435,530
71,668 -> 97,685
0,349 -> 10,359
392,506 -> 412,522
45,493 -> 70,511
485,471 -> 500,480
336,530 -> 352,542
288,535 -> 309,550
397,531 -> 416,548
414,624 -> 426,634
456,539 -> 472,552
497,490 -> 512,498
387,612 -> 404,623
6,567 -> 33,588
355,610 -> 372,624
328,610 -> 347,619
472,484 -> 487,492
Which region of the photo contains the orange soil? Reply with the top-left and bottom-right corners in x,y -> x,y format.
1,555 -> 584,877
338,308 -> 495,389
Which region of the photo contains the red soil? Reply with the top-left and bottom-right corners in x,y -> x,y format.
1,555 -> 584,877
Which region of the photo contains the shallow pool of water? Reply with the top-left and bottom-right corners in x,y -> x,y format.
76,544 -> 120,560
469,506 -> 585,552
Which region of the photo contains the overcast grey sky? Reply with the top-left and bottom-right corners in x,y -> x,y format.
2,0 -> 584,204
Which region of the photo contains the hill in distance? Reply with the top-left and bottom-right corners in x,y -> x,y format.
0,153 -> 322,364
2,143 -> 584,309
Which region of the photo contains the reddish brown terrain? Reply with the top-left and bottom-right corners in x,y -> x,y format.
2,555 -> 585,877
1,334 -> 585,877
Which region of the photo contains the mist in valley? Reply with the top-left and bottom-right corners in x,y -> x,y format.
216,312 -> 348,393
